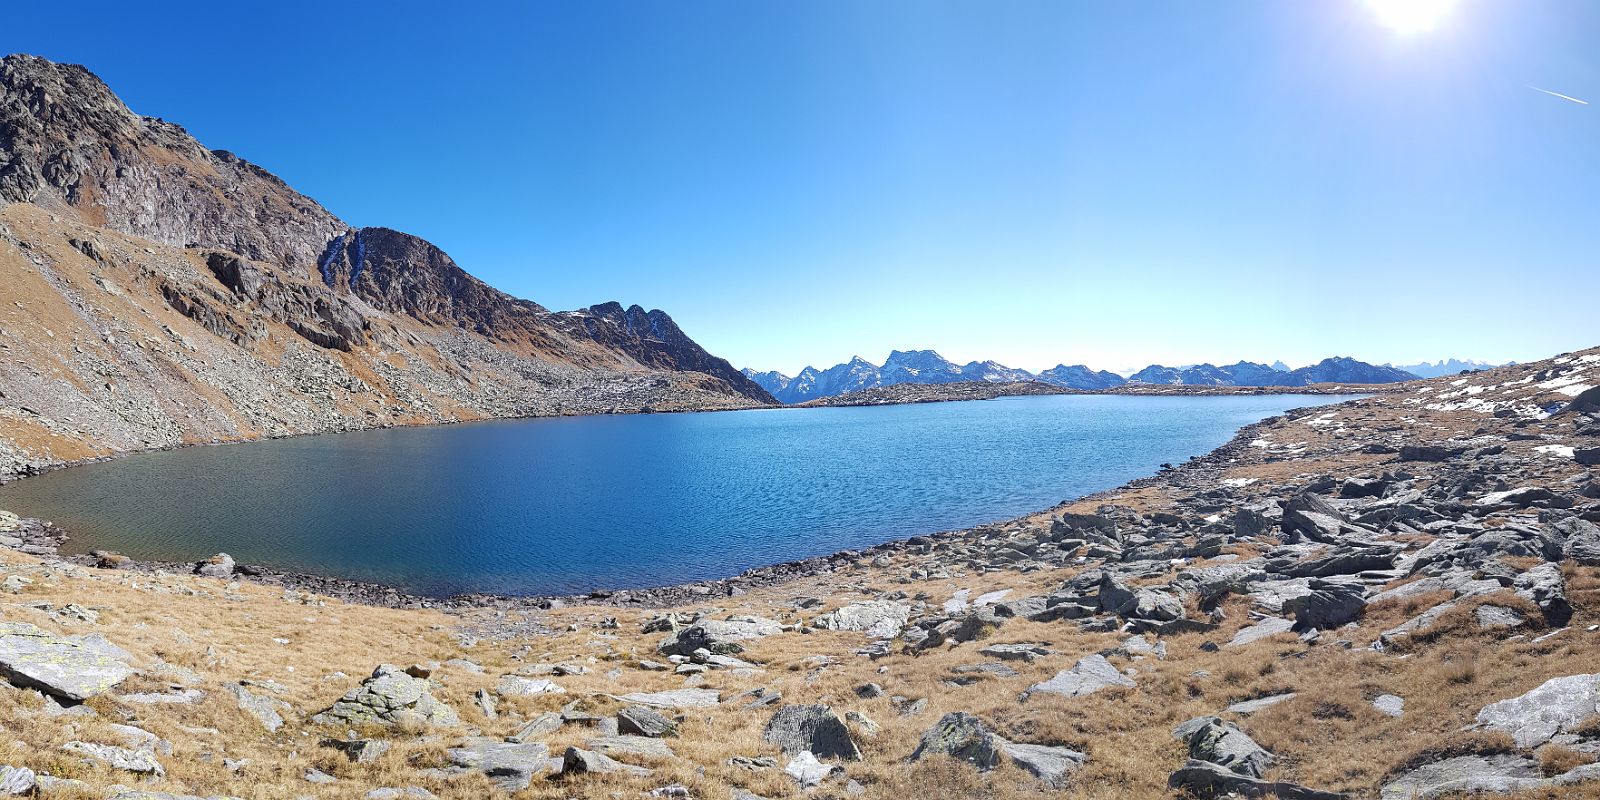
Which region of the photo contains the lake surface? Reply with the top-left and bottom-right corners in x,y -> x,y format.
0,394 -> 1347,596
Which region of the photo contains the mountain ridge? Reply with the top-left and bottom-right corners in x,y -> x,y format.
746,351 -> 1420,404
0,53 -> 775,478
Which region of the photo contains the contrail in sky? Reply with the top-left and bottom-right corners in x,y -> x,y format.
1530,86 -> 1589,105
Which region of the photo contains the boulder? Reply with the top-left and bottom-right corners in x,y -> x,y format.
999,741 -> 1086,788
1021,655 -> 1134,700
561,746 -> 649,777
1176,717 -> 1273,778
322,738 -> 390,764
909,712 -> 1085,788
908,712 -> 1004,769
1513,563 -> 1572,625
312,664 -> 459,728
617,706 -> 678,738
762,705 -> 861,760
1476,673 -> 1600,748
1284,578 -> 1366,631
658,617 -> 781,656
0,621 -> 133,701
1169,759 -> 1346,799
783,751 -> 841,789
193,553 -> 235,579
812,602 -> 910,639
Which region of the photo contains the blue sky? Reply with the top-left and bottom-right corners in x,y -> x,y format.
6,1 -> 1596,374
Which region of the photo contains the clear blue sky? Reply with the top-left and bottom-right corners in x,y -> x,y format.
6,1 -> 1596,374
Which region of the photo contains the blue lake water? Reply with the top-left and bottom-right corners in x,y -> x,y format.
0,394 -> 1347,596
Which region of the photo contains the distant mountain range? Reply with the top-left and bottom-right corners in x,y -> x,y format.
1386,359 -> 1509,379
744,351 -> 1420,404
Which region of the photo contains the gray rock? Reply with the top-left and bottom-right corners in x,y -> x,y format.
193,552 -> 235,578
617,706 -> 679,738
1284,578 -> 1366,631
783,751 -> 842,788
910,712 -> 1003,768
1514,563 -> 1573,624
507,712 -> 563,742
1225,693 -> 1297,715
762,705 -> 861,760
812,601 -> 910,639
312,664 -> 459,728
447,738 -> 550,791
1179,717 -> 1273,778
584,735 -> 675,760
322,738 -> 390,763
1474,605 -> 1528,630
227,683 -> 287,732
61,741 -> 163,775
1022,654 -> 1134,700
0,766 -> 35,796
979,642 -> 1052,662
1380,754 -> 1544,800
1476,672 -> 1600,748
0,621 -> 133,701
1226,617 -> 1296,648
1373,694 -> 1405,717
561,746 -> 650,777
615,688 -> 721,708
658,617 -> 782,656
1170,758 -> 1346,799
999,741 -> 1086,788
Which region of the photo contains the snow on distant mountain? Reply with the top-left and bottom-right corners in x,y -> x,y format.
745,351 -> 1419,404
1388,358 -> 1507,379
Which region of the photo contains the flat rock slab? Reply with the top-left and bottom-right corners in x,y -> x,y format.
0,622 -> 133,701
1476,673 -> 1600,748
312,664 -> 459,728
1225,692 -> 1297,715
447,738 -> 550,791
1022,655 -> 1134,700
1226,617 -> 1296,648
1380,754 -> 1544,800
584,735 -> 675,760
615,688 -> 721,708
496,676 -> 565,697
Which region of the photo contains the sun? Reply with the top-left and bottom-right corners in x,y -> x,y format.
1366,0 -> 1457,34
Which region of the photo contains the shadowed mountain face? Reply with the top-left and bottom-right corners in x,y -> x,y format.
746,353 -> 1419,404
0,54 -> 772,476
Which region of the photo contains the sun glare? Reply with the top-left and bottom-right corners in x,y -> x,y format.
1367,0 -> 1457,34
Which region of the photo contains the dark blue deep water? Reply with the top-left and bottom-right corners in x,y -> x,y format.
0,394 -> 1347,596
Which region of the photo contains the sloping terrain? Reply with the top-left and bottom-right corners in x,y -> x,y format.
0,347 -> 1596,799
0,54 -> 772,478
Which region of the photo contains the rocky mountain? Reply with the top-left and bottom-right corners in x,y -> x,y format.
0,54 -> 771,477
747,352 -> 1418,404
1289,356 -> 1417,385
1389,358 -> 1505,379
1036,364 -> 1127,390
